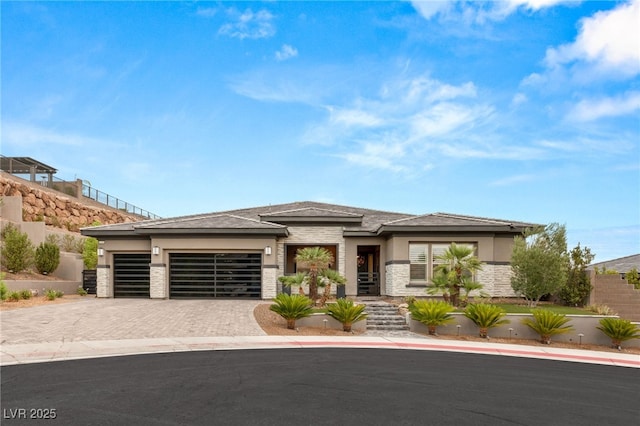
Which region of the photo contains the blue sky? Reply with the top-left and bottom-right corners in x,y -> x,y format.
2,1 -> 639,262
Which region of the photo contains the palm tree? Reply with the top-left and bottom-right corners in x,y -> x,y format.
409,300 -> 455,335
434,243 -> 483,307
326,298 -> 367,332
295,247 -> 334,302
278,272 -> 308,295
269,293 -> 313,330
464,303 -> 510,338
318,268 -> 347,306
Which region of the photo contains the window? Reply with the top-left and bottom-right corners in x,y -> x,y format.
409,243 -> 476,283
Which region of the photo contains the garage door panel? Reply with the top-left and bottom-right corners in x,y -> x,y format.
113,254 -> 151,298
169,253 -> 261,299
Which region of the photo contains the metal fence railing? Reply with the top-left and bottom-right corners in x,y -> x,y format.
82,183 -> 161,219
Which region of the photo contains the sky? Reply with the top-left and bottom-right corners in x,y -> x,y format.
1,0 -> 639,262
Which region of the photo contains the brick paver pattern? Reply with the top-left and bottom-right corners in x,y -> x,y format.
0,299 -> 267,345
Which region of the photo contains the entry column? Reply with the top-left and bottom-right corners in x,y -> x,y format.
150,263 -> 167,299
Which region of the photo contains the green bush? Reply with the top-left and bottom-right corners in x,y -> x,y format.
0,274 -> 7,301
7,291 -> 21,302
269,293 -> 313,329
35,241 -> 61,275
326,298 -> 367,332
0,224 -> 35,273
521,309 -> 573,344
82,237 -> 99,269
409,299 -> 455,335
20,289 -> 32,300
77,287 -> 88,296
45,288 -> 64,301
597,317 -> 640,349
464,303 -> 510,338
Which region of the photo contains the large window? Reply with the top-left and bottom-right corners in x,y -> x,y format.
409,243 -> 476,283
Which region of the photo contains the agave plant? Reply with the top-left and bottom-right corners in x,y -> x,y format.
596,317 -> 640,350
521,309 -> 573,344
409,300 -> 455,335
326,298 -> 367,332
269,293 -> 313,330
464,303 -> 510,338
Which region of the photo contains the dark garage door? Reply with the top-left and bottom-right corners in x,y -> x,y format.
169,253 -> 262,298
113,253 -> 151,298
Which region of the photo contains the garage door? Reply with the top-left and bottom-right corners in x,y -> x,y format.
169,253 -> 262,298
113,253 -> 151,298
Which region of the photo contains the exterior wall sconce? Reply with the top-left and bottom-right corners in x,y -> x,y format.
97,248 -> 104,257
152,246 -> 160,256
265,246 -> 272,256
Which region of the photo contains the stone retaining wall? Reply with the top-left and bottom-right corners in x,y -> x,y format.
1,173 -> 139,231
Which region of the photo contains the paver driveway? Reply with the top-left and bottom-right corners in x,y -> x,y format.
0,298 -> 266,345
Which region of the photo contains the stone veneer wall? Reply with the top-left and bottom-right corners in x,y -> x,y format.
386,263 -> 516,298
262,266 -> 278,299
97,266 -> 111,298
477,264 -> 517,297
275,226 -> 346,294
150,264 -> 167,299
1,174 -> 139,231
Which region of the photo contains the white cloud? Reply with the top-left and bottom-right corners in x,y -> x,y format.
410,1 -> 452,20
338,142 -> 407,172
511,92 -> 528,106
567,91 -> 640,122
410,0 -> 572,23
1,122 -> 105,148
196,7 -> 218,18
275,44 -> 298,61
544,0 -> 640,77
218,8 -> 275,40
490,173 -> 538,186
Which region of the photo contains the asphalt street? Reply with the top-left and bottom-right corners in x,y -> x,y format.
2,348 -> 638,425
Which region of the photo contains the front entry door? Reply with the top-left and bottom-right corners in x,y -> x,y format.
357,246 -> 380,296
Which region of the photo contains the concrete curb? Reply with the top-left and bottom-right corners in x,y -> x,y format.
2,336 -> 639,368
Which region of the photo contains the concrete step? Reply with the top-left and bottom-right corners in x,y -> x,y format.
366,324 -> 410,331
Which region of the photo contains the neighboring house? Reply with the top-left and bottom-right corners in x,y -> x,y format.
80,201 -> 537,300
588,254 -> 640,277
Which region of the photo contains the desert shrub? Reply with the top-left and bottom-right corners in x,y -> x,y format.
45,288 -> 64,300
7,291 -> 21,302
521,309 -> 573,344
597,317 -> 640,349
0,224 -> 35,273
586,304 -> 615,316
403,295 -> 417,307
269,293 -> 313,329
19,289 -> 32,300
77,287 -> 88,296
326,298 -> 367,332
35,241 -> 61,274
61,234 -> 84,253
464,303 -> 510,338
82,237 -> 99,269
409,299 -> 455,335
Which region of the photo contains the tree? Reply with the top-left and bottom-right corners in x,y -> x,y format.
510,223 -> 568,307
557,243 -> 594,306
294,247 -> 334,302
431,243 -> 484,307
82,237 -> 99,270
626,267 -> 640,290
